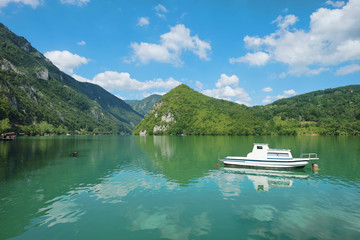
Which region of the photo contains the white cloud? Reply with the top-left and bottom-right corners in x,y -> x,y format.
283,89 -> 296,95
215,74 -> 239,88
335,64 -> 360,75
137,17 -> 150,27
203,86 -> 251,106
280,66 -> 330,77
272,14 -> 298,29
326,0 -> 346,8
72,74 -> 91,82
90,71 -> 181,91
130,24 -> 211,65
77,40 -> 86,45
232,0 -> 360,76
202,74 -> 251,106
142,92 -> 166,98
154,4 -> 168,13
131,42 -> 177,64
60,0 -> 90,6
262,87 -> 273,92
154,4 -> 168,18
115,95 -> 125,100
0,0 -> 42,8
262,96 -> 273,105
262,89 -> 297,104
44,50 -> 90,74
195,81 -> 203,90
73,71 -> 181,94
230,52 -> 270,66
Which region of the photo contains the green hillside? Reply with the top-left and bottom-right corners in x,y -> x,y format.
0,23 -> 142,135
133,84 -> 270,135
259,85 -> 360,135
134,84 -> 360,136
125,94 -> 162,116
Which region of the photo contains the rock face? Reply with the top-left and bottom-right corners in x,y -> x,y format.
161,113 -> 175,123
36,68 -> 49,80
21,42 -> 32,52
0,58 -> 21,74
153,125 -> 169,133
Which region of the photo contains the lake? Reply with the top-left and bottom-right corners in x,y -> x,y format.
1,135 -> 360,239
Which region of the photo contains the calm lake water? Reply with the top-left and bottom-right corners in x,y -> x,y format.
1,135 -> 360,239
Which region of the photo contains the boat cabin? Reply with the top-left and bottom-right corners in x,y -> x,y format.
247,143 -> 293,159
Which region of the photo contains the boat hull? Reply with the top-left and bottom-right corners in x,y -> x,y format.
223,157 -> 309,169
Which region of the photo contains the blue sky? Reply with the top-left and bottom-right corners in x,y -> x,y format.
1,0 -> 359,105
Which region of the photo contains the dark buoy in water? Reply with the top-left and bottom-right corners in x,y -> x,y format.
312,163 -> 319,171
70,152 -> 78,158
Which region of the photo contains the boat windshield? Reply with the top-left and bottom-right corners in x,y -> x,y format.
268,152 -> 289,157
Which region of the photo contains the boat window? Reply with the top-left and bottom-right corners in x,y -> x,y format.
257,146 -> 263,149
268,153 -> 289,157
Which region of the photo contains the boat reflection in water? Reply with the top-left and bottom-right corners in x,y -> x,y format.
222,167 -> 309,191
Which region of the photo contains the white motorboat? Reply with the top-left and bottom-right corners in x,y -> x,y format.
222,143 -> 319,169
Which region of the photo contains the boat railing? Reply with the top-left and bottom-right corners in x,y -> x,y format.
300,153 -> 319,160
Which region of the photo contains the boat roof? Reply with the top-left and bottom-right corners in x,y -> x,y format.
254,143 -> 290,151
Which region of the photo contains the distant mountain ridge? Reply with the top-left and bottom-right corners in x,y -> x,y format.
125,94 -> 162,116
134,84 -> 360,135
0,23 -> 142,134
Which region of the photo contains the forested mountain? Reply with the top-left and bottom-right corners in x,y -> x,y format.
133,84 -> 271,135
125,94 -> 162,116
259,85 -> 360,135
0,23 -> 142,134
134,84 -> 360,136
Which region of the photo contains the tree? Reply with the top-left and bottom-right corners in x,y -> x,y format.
0,118 -> 11,133
35,121 -> 54,135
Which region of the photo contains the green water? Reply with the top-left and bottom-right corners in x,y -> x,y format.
0,135 -> 360,239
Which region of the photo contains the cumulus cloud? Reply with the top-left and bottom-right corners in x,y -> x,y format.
44,50 -> 90,74
60,0 -> 90,6
130,24 -> 211,65
262,89 -> 297,104
230,52 -> 270,66
262,87 -> 273,92
335,64 -> 360,75
73,71 -> 181,92
216,74 -> 239,88
137,17 -> 150,27
0,0 -> 42,8
231,0 -> 360,76
202,74 -> 251,106
131,42 -> 176,64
